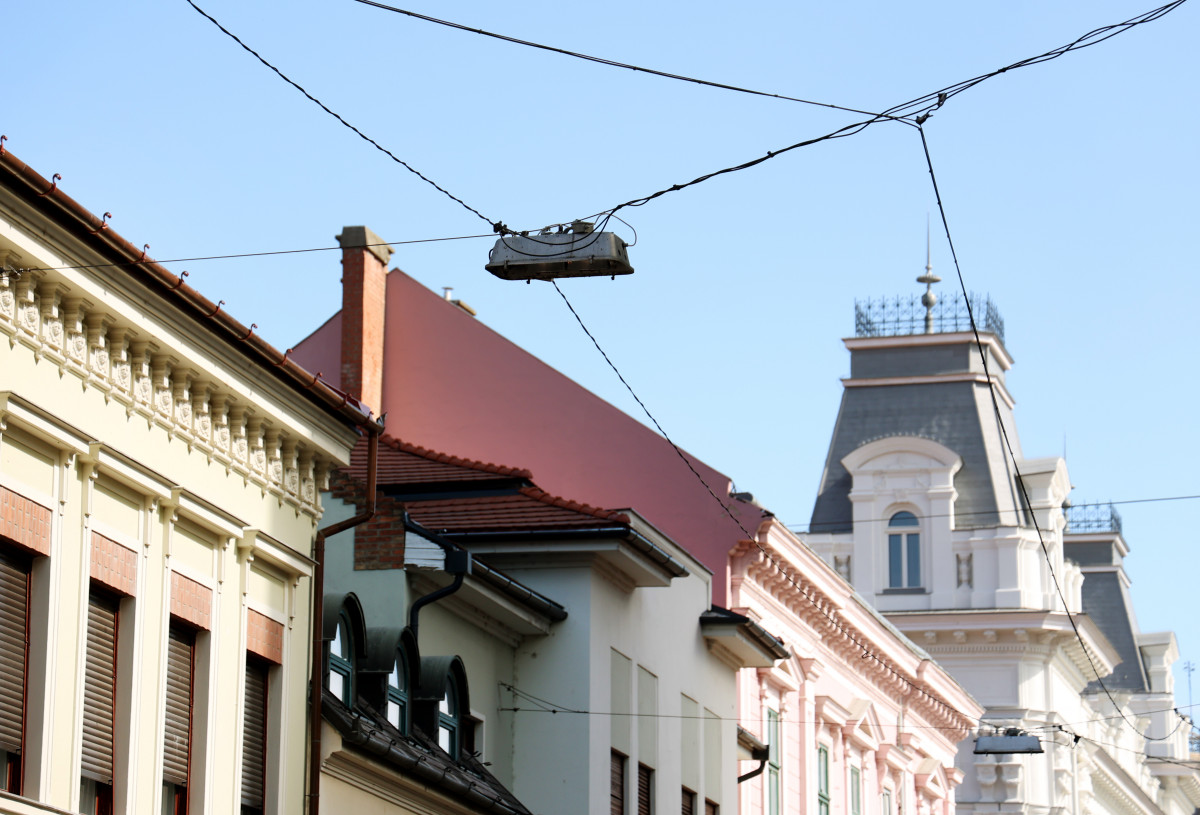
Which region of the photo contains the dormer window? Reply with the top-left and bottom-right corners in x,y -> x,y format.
387,649 -> 409,732
328,613 -> 354,704
887,511 -> 921,589
438,681 -> 459,758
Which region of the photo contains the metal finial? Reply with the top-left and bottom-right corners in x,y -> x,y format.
917,215 -> 941,333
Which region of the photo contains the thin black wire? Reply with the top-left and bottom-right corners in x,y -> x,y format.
789,495 -> 1200,533
2,233 -> 494,276
600,0 -> 1186,220
349,0 -> 901,121
549,279 -> 982,727
917,124 -> 1176,743
183,0 -> 503,232
500,683 -> 987,733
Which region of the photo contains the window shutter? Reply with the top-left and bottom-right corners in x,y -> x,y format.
82,594 -> 118,782
163,628 -> 194,787
241,659 -> 268,811
610,751 -> 626,815
0,555 -> 29,754
704,800 -> 718,815
637,764 -> 652,815
681,789 -> 695,815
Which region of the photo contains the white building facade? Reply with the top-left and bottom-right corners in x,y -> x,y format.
805,297 -> 1200,815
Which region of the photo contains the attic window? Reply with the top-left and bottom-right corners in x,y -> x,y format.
328,613 -> 354,705
438,680 -> 459,758
387,648 -> 409,732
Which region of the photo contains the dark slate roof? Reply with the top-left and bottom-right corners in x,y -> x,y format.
810,380 -> 1014,532
1078,570 -> 1149,692
323,690 -> 533,815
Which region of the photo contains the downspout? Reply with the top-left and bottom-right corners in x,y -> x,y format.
406,522 -> 472,644
308,423 -> 380,815
738,750 -> 770,783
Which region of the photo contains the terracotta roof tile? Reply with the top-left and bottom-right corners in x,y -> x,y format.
407,487 -> 630,534
344,433 -> 532,485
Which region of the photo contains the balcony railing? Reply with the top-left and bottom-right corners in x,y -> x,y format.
854,292 -> 1005,344
1066,502 -> 1123,535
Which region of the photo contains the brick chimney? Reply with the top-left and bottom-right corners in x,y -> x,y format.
337,226 -> 393,416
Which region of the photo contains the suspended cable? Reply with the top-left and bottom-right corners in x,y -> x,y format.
917,123 -> 1177,743
349,0 -> 900,121
182,0 -> 505,232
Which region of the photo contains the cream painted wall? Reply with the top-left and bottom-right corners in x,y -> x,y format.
0,194 -> 358,815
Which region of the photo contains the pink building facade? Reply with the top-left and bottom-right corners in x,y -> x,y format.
731,514 -> 982,815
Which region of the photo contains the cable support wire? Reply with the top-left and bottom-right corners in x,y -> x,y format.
549,281 -> 979,725
789,495 -> 1200,534
916,124 -> 1177,744
596,0 -> 1185,221
500,683 -> 995,732
183,0 -> 504,233
3,233 -> 494,276
349,0 -> 899,121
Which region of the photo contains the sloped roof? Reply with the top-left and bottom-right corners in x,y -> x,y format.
408,487 -> 630,534
344,434 -> 531,485
294,270 -> 759,603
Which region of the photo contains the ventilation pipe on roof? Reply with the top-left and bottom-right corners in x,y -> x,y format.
309,421 -> 381,815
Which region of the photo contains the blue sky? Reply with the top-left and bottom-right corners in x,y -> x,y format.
7,0 -> 1198,707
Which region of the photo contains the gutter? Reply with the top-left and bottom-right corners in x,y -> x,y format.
439,526 -> 688,578
309,424 -> 380,815
0,151 -> 372,428
323,692 -> 531,815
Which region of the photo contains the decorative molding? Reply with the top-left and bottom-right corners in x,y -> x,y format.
0,282 -> 336,517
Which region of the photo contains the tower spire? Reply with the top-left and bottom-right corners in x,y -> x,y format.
917,215 -> 941,333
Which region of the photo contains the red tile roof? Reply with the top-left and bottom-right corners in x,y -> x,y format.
407,487 -> 630,534
344,434 -> 532,485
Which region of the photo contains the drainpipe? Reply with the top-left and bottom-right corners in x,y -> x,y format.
737,748 -> 770,783
407,528 -> 472,645
308,423 -> 380,815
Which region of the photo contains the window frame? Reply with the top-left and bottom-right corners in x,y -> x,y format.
767,709 -> 780,815
386,647 -> 409,734
327,612 -> 354,705
850,766 -> 861,815
0,547 -> 31,796
816,745 -> 830,815
885,511 -> 922,590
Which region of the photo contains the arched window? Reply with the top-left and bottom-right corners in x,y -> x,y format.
438,681 -> 459,758
327,612 -> 354,704
386,649 -> 409,732
887,511 -> 921,589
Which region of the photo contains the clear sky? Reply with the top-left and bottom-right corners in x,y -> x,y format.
7,0 -> 1198,708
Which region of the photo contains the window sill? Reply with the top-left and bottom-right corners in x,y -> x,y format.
881,588 -> 926,595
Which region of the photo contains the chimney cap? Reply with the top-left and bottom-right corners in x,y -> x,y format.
336,226 -> 394,266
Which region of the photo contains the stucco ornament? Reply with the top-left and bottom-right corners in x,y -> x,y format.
0,286 -> 14,322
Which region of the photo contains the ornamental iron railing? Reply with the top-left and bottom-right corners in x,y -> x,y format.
854,292 -> 1005,344
1066,502 -> 1123,535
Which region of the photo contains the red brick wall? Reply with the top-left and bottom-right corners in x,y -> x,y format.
170,571 -> 212,630
328,471 -> 407,571
0,485 -> 52,556
339,240 -> 388,416
247,609 -> 283,664
91,531 -> 137,596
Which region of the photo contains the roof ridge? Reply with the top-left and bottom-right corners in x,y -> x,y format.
517,485 -> 630,524
375,433 -> 533,479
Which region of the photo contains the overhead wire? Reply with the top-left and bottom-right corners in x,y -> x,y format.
348,0 -> 901,121
916,124 -> 1178,743
0,233 -> 495,276
182,0 -> 505,233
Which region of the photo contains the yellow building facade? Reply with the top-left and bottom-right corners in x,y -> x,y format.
0,151 -> 364,814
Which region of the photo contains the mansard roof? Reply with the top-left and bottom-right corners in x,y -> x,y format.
810,332 -> 1024,533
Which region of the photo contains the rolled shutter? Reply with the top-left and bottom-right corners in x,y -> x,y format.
638,764 -> 652,815
681,790 -> 695,815
241,659 -> 268,810
82,594 -> 117,782
0,555 -> 29,754
163,628 -> 194,786
610,751 -> 625,815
